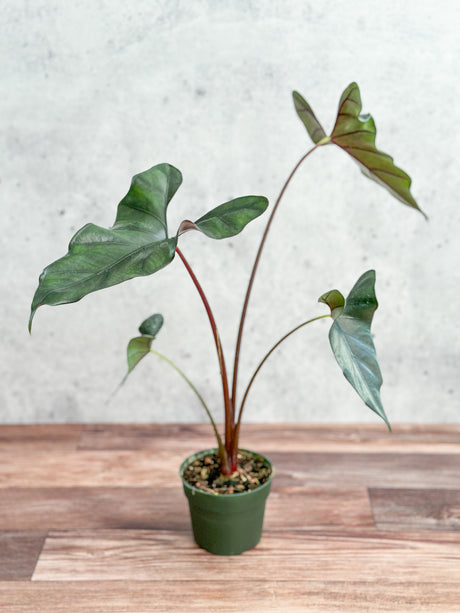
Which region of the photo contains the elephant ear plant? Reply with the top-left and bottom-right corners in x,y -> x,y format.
29,83 -> 425,479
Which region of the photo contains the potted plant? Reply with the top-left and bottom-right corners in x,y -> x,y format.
29,82 -> 425,555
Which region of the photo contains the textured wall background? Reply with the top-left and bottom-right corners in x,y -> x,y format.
2,0 -> 459,425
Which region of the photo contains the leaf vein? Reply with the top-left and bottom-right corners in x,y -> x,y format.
332,129 -> 374,139
340,93 -> 360,109
121,203 -> 167,231
335,148 -> 409,183
39,239 -> 174,300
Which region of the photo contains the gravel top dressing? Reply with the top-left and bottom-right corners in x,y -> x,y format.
182,450 -> 272,495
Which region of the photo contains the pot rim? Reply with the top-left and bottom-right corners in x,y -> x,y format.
179,447 -> 273,498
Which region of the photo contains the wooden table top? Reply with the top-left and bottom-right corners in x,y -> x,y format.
1,423 -> 460,612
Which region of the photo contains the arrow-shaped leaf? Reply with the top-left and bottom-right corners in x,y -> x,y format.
319,270 -> 390,429
29,164 -> 269,330
293,83 -> 425,217
330,83 -> 425,217
29,164 -> 181,330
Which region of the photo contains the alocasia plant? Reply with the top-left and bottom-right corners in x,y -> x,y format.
30,82 -> 425,475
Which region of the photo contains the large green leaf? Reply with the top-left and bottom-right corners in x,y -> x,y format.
292,91 -> 327,144
293,83 -> 425,217
29,164 -> 269,330
319,270 -> 390,429
29,164 -> 181,330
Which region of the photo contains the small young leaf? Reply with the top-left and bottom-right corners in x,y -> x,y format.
321,270 -> 390,429
126,313 -> 164,377
139,313 -> 164,337
292,91 -> 327,144
127,336 -> 155,374
330,83 -> 426,218
318,289 -> 345,319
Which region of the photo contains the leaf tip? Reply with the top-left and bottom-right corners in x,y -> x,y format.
377,407 -> 392,432
28,308 -> 37,334
344,81 -> 360,98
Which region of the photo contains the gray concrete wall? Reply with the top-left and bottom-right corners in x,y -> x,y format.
2,0 -> 459,425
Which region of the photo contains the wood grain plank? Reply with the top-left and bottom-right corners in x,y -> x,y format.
0,425 -> 82,452
0,486 -> 374,531
0,488 -> 189,531
3,425 -> 460,611
0,450 -> 184,488
79,423 -> 460,453
266,486 -> 375,528
32,529 -> 460,583
269,452 -> 460,488
3,580 -> 460,612
370,488 -> 460,531
79,424 -> 213,451
2,449 -> 459,488
0,532 -> 46,580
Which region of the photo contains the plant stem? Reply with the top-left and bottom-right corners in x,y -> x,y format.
230,144 -> 321,414
235,314 -> 331,433
149,349 -> 225,456
176,247 -> 233,472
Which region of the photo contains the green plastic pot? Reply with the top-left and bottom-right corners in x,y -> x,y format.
179,448 -> 273,555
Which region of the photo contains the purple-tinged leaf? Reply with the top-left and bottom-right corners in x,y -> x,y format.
292,91 -> 327,144
330,83 -> 426,218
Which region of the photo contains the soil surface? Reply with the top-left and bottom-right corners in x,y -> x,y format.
182,450 -> 272,495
